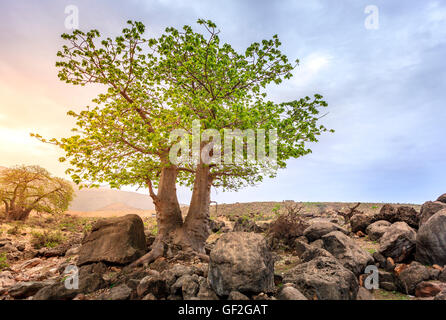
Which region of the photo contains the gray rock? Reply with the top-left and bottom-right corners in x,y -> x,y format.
397,262 -> 431,295
102,284 -> 132,300
416,209 -> 446,266
378,222 -> 416,263
77,214 -> 146,266
378,205 -> 419,229
303,222 -> 349,242
228,291 -> 250,300
232,218 -> 263,233
436,194 -> 446,204
276,286 -> 308,300
208,232 -> 274,296
366,220 -> 391,241
8,280 -> 54,299
196,277 -> 219,300
137,275 -> 168,299
322,231 -> 374,276
356,287 -> 375,300
379,270 -> 398,292
350,213 -> 376,233
419,201 -> 446,227
282,256 -> 358,300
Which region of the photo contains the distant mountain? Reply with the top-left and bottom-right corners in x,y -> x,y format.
96,202 -> 144,212
69,187 -> 154,212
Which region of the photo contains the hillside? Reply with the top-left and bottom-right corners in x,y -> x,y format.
69,187 -> 154,212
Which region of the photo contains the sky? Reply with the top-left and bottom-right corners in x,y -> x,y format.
0,0 -> 445,204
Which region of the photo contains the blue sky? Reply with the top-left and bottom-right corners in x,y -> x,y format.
0,0 -> 445,204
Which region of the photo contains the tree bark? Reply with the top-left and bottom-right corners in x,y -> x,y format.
131,163 -> 213,267
182,164 -> 211,253
130,164 -> 184,266
7,208 -> 32,221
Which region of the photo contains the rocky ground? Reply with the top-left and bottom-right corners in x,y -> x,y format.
1,196 -> 446,301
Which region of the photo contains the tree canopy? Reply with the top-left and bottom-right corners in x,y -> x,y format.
0,165 -> 74,221
33,19 -> 332,193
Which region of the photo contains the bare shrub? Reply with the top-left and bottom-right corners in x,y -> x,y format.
268,202 -> 309,247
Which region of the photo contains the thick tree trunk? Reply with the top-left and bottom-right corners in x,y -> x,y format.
182,164 -> 211,253
130,164 -> 213,267
131,165 -> 184,267
6,208 -> 32,221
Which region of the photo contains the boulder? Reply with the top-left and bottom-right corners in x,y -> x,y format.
276,285 -> 308,300
227,291 -> 250,300
137,274 -> 168,299
378,222 -> 416,263
366,220 -> 391,241
8,280 -> 54,299
356,287 -> 375,300
397,262 -> 431,295
437,194 -> 446,204
77,214 -> 146,266
282,256 -> 358,300
196,277 -> 219,300
101,284 -> 133,300
416,209 -> 446,266
208,232 -> 274,296
350,213 -> 376,233
379,270 -> 398,292
378,205 -> 419,229
321,231 -> 374,276
209,219 -> 226,233
415,281 -> 446,298
419,201 -> 446,227
232,218 -> 263,233
303,222 -> 349,242
33,271 -> 105,300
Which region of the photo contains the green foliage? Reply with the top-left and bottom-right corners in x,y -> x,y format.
34,19 -> 332,193
31,231 -> 65,249
0,253 -> 9,270
0,165 -> 74,220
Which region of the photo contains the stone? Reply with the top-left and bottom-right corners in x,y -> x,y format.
8,280 -> 54,299
303,222 -> 349,242
415,281 -> 444,298
436,194 -> 446,204
379,270 -> 398,292
208,232 -> 274,296
366,220 -> 391,241
356,287 -> 375,300
282,256 -> 358,300
77,214 -> 146,266
419,201 -> 446,227
378,222 -> 416,263
196,277 -> 218,300
102,284 -> 133,300
378,205 -> 418,229
416,209 -> 446,266
276,286 -> 308,300
227,291 -> 250,300
33,271 -> 105,300
232,218 -> 263,233
350,213 -> 376,233
397,262 -> 431,295
321,231 -> 374,276
208,219 -> 226,233
137,275 -> 168,299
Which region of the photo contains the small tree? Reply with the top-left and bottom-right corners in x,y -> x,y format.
0,165 -> 74,221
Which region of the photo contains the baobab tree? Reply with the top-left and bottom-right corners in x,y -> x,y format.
0,165 -> 74,221
34,20 -> 332,265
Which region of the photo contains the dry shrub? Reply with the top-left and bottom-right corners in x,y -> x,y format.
268,202 -> 309,247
